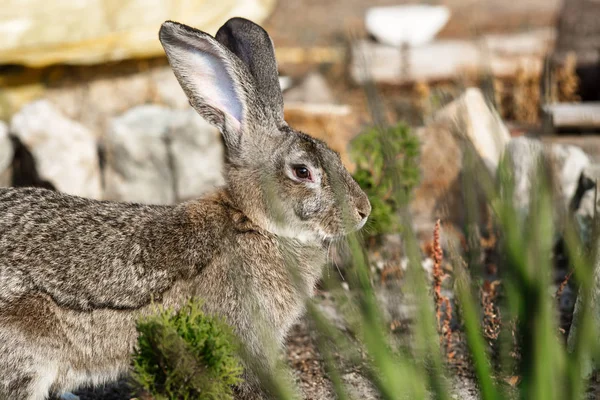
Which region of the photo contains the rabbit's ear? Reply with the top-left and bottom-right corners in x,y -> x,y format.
215,18 -> 285,126
159,21 -> 269,154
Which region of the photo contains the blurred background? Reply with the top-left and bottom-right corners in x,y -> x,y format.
0,0 -> 597,236
1,1 -> 600,399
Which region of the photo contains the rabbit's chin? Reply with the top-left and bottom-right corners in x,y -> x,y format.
265,222 -> 330,244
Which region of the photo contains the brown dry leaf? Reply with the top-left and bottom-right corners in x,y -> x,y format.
505,376 -> 521,387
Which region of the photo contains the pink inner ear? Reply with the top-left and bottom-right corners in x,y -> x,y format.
177,46 -> 243,132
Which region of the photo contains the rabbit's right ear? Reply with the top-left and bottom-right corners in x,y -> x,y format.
215,18 -> 285,126
159,21 -> 269,156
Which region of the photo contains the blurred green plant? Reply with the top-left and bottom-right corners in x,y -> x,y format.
280,146 -> 599,400
350,122 -> 420,235
132,299 -> 243,400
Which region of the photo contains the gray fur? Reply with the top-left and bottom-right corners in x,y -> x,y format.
0,18 -> 370,400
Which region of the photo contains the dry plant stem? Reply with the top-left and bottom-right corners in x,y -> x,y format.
481,280 -> 501,343
432,219 -> 452,353
554,52 -> 580,103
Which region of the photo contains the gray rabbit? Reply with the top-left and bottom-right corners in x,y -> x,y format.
0,18 -> 370,400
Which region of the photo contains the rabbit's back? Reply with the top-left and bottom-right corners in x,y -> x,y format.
0,187 -> 242,398
0,187 -> 197,311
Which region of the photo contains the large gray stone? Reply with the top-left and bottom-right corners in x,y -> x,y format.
10,100 -> 102,198
104,105 -> 175,205
169,109 -> 225,202
0,121 -> 13,187
104,105 -> 223,205
505,136 -> 591,215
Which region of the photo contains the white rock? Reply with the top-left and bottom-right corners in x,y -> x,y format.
169,109 -> 224,201
279,76 -> 292,92
505,137 -> 591,214
10,100 -> 102,198
552,144 -> 591,204
104,105 -> 175,205
104,105 -> 224,205
434,88 -> 511,172
577,164 -> 600,220
365,5 -> 450,47
0,121 -> 13,187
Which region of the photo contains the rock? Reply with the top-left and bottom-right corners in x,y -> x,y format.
283,72 -> 335,104
10,100 -> 102,198
46,66 -> 192,138
410,120 -> 464,238
104,105 -> 175,205
104,105 -> 224,204
365,5 -> 450,47
410,88 -> 509,237
434,88 -> 511,172
169,109 -> 225,202
0,0 -> 276,67
0,122 -> 13,187
577,164 -> 600,221
505,137 -> 591,214
506,137 -> 545,213
48,72 -> 156,139
279,76 -> 293,92
552,143 -> 592,205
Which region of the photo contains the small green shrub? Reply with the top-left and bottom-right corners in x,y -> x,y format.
350,122 -> 420,235
132,299 -> 243,400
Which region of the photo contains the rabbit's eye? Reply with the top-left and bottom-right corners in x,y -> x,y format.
293,165 -> 312,181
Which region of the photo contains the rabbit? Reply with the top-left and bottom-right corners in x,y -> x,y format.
0,17 -> 371,400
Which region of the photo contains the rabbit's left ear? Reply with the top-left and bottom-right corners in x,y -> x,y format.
159,21 -> 275,158
216,17 -> 285,126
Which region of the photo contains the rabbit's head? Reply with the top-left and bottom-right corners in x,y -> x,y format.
160,18 -> 370,243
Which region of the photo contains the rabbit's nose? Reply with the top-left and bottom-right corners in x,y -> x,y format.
356,196 -> 371,221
